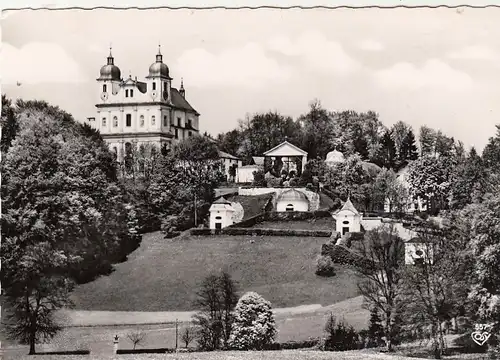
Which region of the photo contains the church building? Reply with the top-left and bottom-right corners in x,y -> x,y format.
87,46 -> 199,162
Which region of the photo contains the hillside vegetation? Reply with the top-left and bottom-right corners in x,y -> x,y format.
71,232 -> 360,312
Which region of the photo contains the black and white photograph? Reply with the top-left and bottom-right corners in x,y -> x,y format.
2,2 -> 500,359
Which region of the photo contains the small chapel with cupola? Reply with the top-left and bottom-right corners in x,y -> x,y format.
87,45 -> 200,162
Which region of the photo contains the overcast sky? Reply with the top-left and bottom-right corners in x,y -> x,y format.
3,7 -> 500,150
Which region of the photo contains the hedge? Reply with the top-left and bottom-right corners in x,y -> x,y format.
33,350 -> 91,355
191,227 -> 332,237
265,210 -> 332,221
263,338 -> 320,350
117,348 -> 176,354
327,244 -> 377,272
227,213 -> 267,228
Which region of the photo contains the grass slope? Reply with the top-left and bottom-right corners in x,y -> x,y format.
72,232 -> 359,312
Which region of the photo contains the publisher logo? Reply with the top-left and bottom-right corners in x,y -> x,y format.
471,324 -> 492,346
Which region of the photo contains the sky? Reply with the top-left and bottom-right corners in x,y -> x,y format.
2,6 -> 500,150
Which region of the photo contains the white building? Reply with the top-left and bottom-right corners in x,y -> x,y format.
209,197 -> 236,230
218,150 -> 242,183
87,46 -> 200,162
334,198 -> 362,235
276,189 -> 310,212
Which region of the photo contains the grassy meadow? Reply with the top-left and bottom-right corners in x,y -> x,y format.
71,231 -> 358,312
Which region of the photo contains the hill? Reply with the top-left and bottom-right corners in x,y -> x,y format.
71,231 -> 360,312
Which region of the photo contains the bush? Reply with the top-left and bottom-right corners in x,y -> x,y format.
191,227 -> 332,237
323,314 -> 360,351
315,255 -> 336,277
228,292 -> 277,350
252,169 -> 266,187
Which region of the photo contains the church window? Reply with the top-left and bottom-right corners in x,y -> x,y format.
152,82 -> 156,90
151,115 -> 156,126
286,204 -> 294,212
113,116 -> 118,127
188,131 -> 192,137
126,114 -> 132,127
175,128 -> 178,139
164,82 -> 167,92
112,147 -> 117,160
163,115 -> 168,126
102,117 -> 106,127
130,89 -> 134,97
177,117 -> 181,127
103,84 -> 107,92
140,115 -> 145,127
125,89 -> 129,97
188,119 -> 192,128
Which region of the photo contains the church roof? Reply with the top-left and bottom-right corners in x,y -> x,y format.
338,198 -> 360,216
170,87 -> 199,115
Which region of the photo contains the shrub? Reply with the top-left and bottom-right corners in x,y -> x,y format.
315,255 -> 336,277
252,169 -> 266,187
228,292 -> 277,350
323,313 -> 360,351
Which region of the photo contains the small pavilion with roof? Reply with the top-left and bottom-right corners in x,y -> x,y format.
209,197 -> 236,230
333,197 -> 361,235
262,139 -> 308,176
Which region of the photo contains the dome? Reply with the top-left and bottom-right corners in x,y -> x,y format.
98,50 -> 121,81
148,62 -> 169,78
99,64 -> 121,81
148,46 -> 170,78
278,189 -> 308,202
325,149 -> 345,164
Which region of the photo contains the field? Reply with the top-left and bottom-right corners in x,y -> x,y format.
71,231 -> 359,311
2,350 -> 427,360
252,218 -> 335,231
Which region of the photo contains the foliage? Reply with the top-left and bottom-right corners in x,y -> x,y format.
315,255 -> 336,277
252,169 -> 267,187
0,104 -> 136,354
419,125 -> 437,156
193,271 -> 238,351
398,129 -> 419,168
373,130 -> 397,170
323,313 -> 359,351
228,291 -> 277,350
127,330 -> 147,349
1,94 -> 18,153
355,224 -> 405,352
367,307 -> 385,348
402,221 -> 469,359
373,168 -> 409,213
407,155 -> 457,212
181,326 -> 196,348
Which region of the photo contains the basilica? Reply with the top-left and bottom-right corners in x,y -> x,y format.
87,46 -> 200,161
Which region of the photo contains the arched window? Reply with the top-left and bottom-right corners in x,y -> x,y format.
140,115 -> 145,127
286,204 -> 294,212
126,114 -> 132,127
103,84 -> 107,92
113,116 -> 118,127
102,117 -> 106,127
152,82 -> 156,90
163,115 -> 168,126
125,89 -> 129,97
112,146 -> 118,161
151,115 -> 156,126
130,89 -> 134,97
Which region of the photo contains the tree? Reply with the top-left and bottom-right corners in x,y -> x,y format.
1,94 -> 18,153
398,129 -> 419,168
355,224 -> 406,352
373,168 -> 408,214
192,271 -> 238,351
181,326 -> 196,348
374,130 -> 397,170
298,100 -> 338,160
1,105 -> 136,354
402,222 -> 469,359
419,125 -> 437,157
391,121 -> 411,159
449,147 -> 488,209
434,131 -> 455,157
367,307 -> 385,347
127,330 -> 147,349
323,313 -> 359,351
228,292 -> 277,350
407,155 -> 456,213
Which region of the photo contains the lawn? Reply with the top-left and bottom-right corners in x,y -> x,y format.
253,218 -> 335,231
71,232 -> 359,312
3,350 -> 424,360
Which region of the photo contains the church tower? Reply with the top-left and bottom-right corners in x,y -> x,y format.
145,45 -> 172,103
96,47 -> 122,104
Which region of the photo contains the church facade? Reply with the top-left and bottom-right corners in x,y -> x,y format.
87,46 -> 199,162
